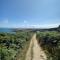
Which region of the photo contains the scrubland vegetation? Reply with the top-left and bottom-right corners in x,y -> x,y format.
0,31 -> 33,60
0,26 -> 60,60
36,31 -> 60,60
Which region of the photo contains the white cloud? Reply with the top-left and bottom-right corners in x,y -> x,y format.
0,18 -> 60,28
40,24 -> 59,28
20,23 -> 60,28
23,20 -> 27,23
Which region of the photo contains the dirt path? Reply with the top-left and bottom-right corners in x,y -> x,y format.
25,34 -> 47,60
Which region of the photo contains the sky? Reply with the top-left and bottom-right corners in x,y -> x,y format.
0,0 -> 60,28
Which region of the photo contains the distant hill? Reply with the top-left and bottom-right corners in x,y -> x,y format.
31,25 -> 60,32
5,25 -> 60,32
47,25 -> 60,31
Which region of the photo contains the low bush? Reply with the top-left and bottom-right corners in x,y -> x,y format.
0,31 -> 33,60
36,31 -> 60,60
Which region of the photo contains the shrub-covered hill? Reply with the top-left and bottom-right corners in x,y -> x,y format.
0,31 -> 33,60
36,31 -> 60,60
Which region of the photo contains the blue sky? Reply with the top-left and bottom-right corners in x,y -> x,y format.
0,0 -> 60,28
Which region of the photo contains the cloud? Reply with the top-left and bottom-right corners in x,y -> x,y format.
39,24 -> 59,28
23,20 -> 27,23
20,23 -> 60,28
0,18 -> 60,28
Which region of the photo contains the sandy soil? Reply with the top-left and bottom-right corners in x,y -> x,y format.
25,34 -> 47,60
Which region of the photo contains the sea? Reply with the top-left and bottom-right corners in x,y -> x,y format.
0,28 -> 15,33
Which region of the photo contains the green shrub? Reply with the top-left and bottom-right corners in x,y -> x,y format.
36,31 -> 60,60
0,31 -> 33,60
